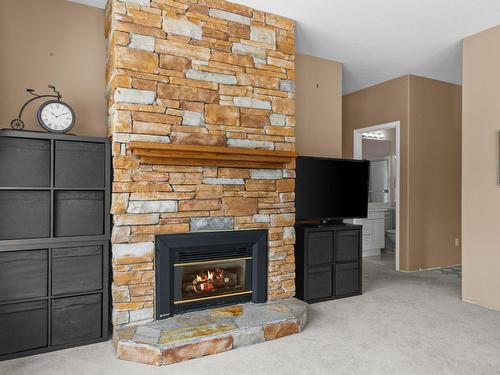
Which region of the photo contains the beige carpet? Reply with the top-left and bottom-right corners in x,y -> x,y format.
2,259 -> 500,375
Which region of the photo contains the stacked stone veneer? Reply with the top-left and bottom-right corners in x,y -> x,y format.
105,0 -> 296,326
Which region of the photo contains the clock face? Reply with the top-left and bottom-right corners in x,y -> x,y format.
38,101 -> 75,133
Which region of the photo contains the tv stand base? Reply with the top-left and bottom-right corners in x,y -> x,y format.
319,218 -> 344,226
297,219 -> 352,228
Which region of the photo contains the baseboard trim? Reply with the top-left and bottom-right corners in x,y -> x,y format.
362,248 -> 381,257
399,263 -> 462,273
462,298 -> 500,312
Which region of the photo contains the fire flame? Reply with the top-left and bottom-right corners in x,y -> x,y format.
192,268 -> 225,293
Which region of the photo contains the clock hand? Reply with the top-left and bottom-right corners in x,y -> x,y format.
56,112 -> 70,118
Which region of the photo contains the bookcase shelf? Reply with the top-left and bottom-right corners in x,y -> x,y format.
0,130 -> 111,246
0,130 -> 111,360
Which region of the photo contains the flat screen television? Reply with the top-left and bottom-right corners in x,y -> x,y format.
295,156 -> 370,224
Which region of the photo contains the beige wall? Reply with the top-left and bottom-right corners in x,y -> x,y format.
343,75 -> 462,271
343,76 -> 411,269
462,25 -> 500,311
409,75 -> 462,269
0,0 -> 106,137
296,53 -> 342,157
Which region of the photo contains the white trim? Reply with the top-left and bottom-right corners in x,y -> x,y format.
362,248 -> 382,257
462,298 -> 500,312
353,121 -> 401,272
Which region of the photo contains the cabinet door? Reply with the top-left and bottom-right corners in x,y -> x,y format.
52,246 -> 103,296
0,137 -> 50,188
0,300 -> 48,355
362,235 -> 372,252
373,219 -> 385,249
55,141 -> 105,188
306,265 -> 333,300
51,294 -> 102,346
335,262 -> 360,296
361,219 -> 373,236
0,250 -> 48,302
54,191 -> 104,237
335,230 -> 360,261
307,232 -> 333,266
0,191 -> 51,240
361,220 -> 374,250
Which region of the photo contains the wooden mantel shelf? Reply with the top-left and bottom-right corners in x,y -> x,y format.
128,142 -> 297,169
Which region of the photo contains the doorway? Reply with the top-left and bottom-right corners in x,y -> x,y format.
353,121 -> 400,271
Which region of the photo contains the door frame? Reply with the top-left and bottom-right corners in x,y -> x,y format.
353,121 -> 401,271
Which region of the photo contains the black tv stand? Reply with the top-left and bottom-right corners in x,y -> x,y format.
295,223 -> 362,303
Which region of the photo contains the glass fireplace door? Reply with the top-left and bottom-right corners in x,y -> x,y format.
173,257 -> 252,305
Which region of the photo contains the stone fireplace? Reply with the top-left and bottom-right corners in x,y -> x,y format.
106,0 -> 297,327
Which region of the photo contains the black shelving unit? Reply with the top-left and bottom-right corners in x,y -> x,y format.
295,223 -> 362,303
0,130 -> 111,360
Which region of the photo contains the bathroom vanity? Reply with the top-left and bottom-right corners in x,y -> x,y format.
347,206 -> 395,257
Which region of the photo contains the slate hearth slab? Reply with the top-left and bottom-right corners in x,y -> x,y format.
113,298 -> 308,366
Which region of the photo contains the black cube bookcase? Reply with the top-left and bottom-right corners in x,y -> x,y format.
0,130 -> 111,360
295,223 -> 362,303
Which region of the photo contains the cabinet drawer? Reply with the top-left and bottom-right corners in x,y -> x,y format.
307,265 -> 333,300
54,191 -> 104,237
0,191 -> 51,240
51,294 -> 102,346
55,141 -> 105,189
0,250 -> 48,302
335,262 -> 360,296
52,246 -> 103,296
0,137 -> 50,188
307,232 -> 333,266
335,230 -> 360,261
0,300 -> 48,355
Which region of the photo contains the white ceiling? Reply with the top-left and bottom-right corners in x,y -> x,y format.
70,0 -> 500,93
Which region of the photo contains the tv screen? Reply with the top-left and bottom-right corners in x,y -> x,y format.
295,156 -> 370,221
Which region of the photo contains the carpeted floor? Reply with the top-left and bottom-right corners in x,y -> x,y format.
2,258 -> 499,375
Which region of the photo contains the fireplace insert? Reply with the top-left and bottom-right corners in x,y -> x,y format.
155,230 -> 268,319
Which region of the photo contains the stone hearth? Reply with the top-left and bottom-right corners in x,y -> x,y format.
114,298 -> 307,366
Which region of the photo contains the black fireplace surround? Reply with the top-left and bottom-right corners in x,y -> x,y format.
155,230 -> 268,319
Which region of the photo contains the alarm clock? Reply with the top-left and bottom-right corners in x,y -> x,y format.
37,100 -> 76,134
